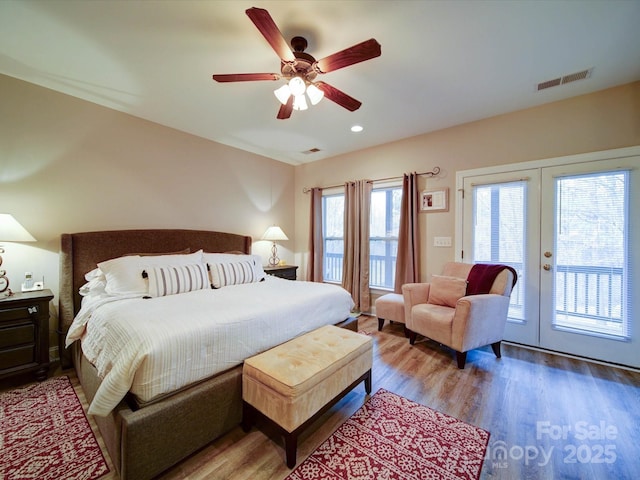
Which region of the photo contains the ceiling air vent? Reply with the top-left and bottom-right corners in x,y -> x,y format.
537,77 -> 561,91
537,68 -> 593,91
561,68 -> 592,84
302,148 -> 321,154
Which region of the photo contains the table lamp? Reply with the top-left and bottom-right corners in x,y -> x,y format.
0,214 -> 36,297
262,225 -> 288,267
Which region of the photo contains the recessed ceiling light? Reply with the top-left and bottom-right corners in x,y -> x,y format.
351,125 -> 364,133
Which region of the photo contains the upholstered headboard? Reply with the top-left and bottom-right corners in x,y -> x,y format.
58,229 -> 252,367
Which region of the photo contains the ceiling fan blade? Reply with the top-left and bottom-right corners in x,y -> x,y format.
246,7 -> 295,63
212,73 -> 280,82
277,96 -> 294,119
315,82 -> 362,111
315,38 -> 381,74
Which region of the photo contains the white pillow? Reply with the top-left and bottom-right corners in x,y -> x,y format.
99,255 -> 145,295
79,277 -> 107,297
139,250 -> 204,269
99,250 -> 204,295
79,267 -> 108,296
146,263 -> 210,297
203,252 -> 266,282
85,267 -> 105,282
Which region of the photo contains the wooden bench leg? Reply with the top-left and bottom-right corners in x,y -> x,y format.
285,432 -> 298,468
246,367 -> 373,468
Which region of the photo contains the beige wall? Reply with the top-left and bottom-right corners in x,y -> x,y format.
294,81 -> 640,281
3,72 -> 639,353
1,74 -> 296,353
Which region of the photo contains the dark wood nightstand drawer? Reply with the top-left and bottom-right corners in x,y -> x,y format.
264,265 -> 298,280
0,324 -> 35,348
0,304 -> 39,322
0,289 -> 53,383
0,345 -> 35,370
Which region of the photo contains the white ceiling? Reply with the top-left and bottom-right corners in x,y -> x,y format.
2,0 -> 639,166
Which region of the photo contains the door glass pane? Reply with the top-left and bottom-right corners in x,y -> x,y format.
553,171 -> 629,338
472,181 -> 526,322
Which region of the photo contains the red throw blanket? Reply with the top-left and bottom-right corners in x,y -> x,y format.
466,263 -> 518,295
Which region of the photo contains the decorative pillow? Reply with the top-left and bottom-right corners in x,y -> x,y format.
427,275 -> 468,308
203,252 -> 266,282
99,250 -> 204,295
209,260 -> 259,288
146,263 -> 210,297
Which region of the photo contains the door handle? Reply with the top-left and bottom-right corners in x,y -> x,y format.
543,264 -> 551,271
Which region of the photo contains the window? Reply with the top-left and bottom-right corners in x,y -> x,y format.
322,194 -> 344,283
322,186 -> 402,289
369,187 -> 402,289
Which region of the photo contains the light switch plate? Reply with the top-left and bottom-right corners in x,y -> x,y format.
434,236 -> 452,247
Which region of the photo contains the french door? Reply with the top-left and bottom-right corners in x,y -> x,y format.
459,150 -> 640,368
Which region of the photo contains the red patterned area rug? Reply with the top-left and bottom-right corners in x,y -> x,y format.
286,388 -> 489,480
0,376 -> 109,480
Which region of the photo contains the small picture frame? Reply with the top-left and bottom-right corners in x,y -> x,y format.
420,187 -> 449,212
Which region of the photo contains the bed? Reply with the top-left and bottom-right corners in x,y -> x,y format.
58,229 -> 357,480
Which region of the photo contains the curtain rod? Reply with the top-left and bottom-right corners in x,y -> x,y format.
302,166 -> 441,193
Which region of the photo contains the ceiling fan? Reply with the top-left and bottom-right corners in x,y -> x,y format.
212,7 -> 382,119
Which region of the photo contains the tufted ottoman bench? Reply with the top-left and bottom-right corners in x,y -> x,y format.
242,325 -> 373,468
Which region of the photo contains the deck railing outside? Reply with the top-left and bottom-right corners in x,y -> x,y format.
325,254 -> 623,324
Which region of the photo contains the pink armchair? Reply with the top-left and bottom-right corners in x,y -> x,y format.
402,262 -> 516,368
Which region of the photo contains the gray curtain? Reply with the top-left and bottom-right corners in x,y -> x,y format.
306,187 -> 324,282
341,180 -> 372,312
394,173 -> 420,292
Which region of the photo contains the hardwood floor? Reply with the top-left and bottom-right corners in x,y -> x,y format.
19,314 -> 640,479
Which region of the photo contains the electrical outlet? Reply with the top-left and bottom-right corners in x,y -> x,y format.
433,236 -> 452,247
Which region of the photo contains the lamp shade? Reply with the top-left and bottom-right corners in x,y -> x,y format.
292,94 -> 308,111
306,83 -> 324,105
288,76 -> 306,96
0,214 -> 36,242
262,225 -> 288,241
274,84 -> 291,105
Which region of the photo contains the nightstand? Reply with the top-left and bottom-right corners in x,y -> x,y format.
0,289 -> 53,383
264,265 -> 298,280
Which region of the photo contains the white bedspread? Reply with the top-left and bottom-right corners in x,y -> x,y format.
66,276 -> 354,416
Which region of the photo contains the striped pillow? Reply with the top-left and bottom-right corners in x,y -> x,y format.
146,263 -> 210,297
209,260 -> 258,288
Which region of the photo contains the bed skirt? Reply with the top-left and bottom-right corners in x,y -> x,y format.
71,316 -> 358,480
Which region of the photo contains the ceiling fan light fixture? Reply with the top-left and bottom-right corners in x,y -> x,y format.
293,94 -> 308,111
306,84 -> 324,105
289,76 -> 306,96
213,9 -> 381,120
274,84 -> 291,105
